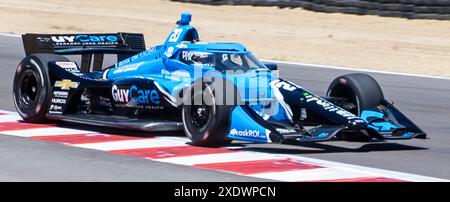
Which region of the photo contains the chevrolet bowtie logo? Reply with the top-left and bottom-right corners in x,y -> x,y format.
54,79 -> 79,90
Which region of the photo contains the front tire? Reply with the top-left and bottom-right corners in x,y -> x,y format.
13,54 -> 68,123
327,73 -> 384,116
181,81 -> 233,147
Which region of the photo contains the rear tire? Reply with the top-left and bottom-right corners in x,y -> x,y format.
327,73 -> 384,115
13,54 -> 69,123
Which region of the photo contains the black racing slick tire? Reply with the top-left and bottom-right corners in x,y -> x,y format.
326,73 -> 384,116
181,80 -> 235,147
13,54 -> 69,123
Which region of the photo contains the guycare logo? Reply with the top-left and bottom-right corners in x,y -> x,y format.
112,85 -> 160,105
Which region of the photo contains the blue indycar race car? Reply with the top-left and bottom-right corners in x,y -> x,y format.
13,13 -> 426,146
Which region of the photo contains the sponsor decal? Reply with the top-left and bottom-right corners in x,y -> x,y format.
165,46 -> 175,57
161,69 -> 190,82
55,61 -> 77,69
49,105 -> 63,111
53,91 -> 69,98
49,110 -> 63,115
180,51 -> 214,66
54,80 -> 79,90
304,94 -> 358,120
51,98 -> 66,104
229,128 -> 261,138
49,104 -> 63,115
181,51 -> 195,62
176,43 -> 188,48
116,47 -> 156,67
55,61 -> 81,74
51,34 -> 119,45
111,85 -> 160,105
275,128 -> 297,134
112,62 -> 144,74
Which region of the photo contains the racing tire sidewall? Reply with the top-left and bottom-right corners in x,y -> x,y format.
326,73 -> 384,115
182,81 -> 233,147
13,54 -> 68,123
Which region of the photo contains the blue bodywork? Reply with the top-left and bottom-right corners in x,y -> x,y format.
43,13 -> 426,143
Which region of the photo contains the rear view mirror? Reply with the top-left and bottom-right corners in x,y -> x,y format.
264,63 -> 279,77
264,63 -> 278,71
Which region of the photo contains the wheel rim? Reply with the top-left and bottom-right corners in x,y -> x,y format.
189,93 -> 213,133
19,70 -> 39,108
329,85 -> 359,115
190,104 -> 212,132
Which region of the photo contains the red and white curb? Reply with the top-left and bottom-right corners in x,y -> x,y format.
0,110 -> 446,182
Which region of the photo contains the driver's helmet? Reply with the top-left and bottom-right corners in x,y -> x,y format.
191,52 -> 215,66
221,53 -> 243,68
230,53 -> 243,66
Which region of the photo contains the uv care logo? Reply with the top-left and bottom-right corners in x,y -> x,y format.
51,34 -> 119,44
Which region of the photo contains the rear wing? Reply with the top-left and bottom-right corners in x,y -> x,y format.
22,33 -> 146,72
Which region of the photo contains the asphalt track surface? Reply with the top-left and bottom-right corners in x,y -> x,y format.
0,34 -> 449,181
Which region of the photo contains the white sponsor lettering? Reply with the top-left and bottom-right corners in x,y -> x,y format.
112,62 -> 144,74
182,51 -> 194,62
165,46 -> 175,57
229,128 -> 261,138
275,128 -> 297,134
51,36 -> 75,43
161,69 -> 191,82
51,98 -> 66,104
116,48 -> 156,67
111,85 -> 129,103
53,91 -> 68,98
50,105 -> 63,111
305,94 -> 358,120
56,61 -> 80,73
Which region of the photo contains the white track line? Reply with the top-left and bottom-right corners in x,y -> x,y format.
0,127 -> 94,137
280,154 -> 447,182
0,114 -> 22,122
0,33 -> 20,38
155,152 -> 283,166
0,110 -> 20,115
248,167 -> 373,182
261,60 -> 450,81
1,32 -> 449,81
72,138 -> 187,151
